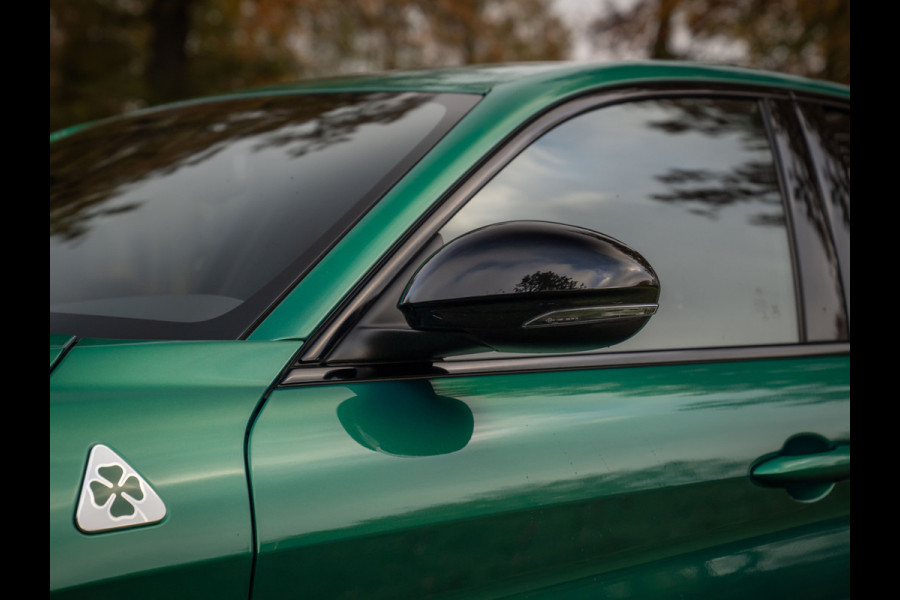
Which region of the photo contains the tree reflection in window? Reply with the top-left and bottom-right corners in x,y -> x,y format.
644,98 -> 783,227
50,93 -> 432,242
439,95 -> 800,350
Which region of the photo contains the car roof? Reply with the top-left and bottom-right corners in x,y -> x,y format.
250,60 -> 849,98
51,61 -> 848,141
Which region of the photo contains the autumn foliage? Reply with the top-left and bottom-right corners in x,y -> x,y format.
50,0 -> 848,133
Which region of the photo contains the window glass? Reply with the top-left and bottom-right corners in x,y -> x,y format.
50,92 -> 479,340
440,97 -> 798,351
798,103 -> 850,319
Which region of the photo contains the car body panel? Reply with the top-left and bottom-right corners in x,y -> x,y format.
48,62 -> 848,149
49,338 -> 301,598
503,518 -> 849,599
249,355 -> 849,599
248,61 -> 849,100
50,61 -> 849,599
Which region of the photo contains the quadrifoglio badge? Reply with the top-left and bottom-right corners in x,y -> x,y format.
75,444 -> 166,533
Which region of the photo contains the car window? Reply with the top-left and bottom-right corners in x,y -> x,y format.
50,92 -> 479,340
438,96 -> 798,352
797,103 -> 850,320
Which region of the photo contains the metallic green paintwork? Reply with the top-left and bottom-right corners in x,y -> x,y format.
249,356 -> 849,598
49,338 -> 301,598
752,445 -> 850,484
248,62 -> 848,341
51,62 -> 849,598
503,519 -> 849,599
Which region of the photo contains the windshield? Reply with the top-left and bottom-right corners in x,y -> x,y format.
50,92 -> 479,340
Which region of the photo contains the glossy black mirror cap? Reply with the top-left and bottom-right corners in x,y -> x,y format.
399,221 -> 660,353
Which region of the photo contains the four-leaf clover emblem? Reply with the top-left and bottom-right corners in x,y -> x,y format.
75,444 -> 166,533
90,464 -> 145,518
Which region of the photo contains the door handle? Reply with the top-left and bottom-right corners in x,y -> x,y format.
751,444 -> 849,484
750,434 -> 849,503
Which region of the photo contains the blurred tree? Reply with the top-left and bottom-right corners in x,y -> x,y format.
50,0 -> 569,132
590,0 -> 849,84
146,0 -> 193,105
50,0 -> 150,130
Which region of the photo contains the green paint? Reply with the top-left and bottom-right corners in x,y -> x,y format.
250,356 -> 849,598
52,62 -> 849,599
50,339 -> 302,598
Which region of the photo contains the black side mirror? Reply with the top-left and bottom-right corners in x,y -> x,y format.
399,221 -> 660,353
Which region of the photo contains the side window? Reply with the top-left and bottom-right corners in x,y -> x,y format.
798,103 -> 850,320
440,97 -> 799,351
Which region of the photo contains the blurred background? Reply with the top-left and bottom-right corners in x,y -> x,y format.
49,0 -> 849,132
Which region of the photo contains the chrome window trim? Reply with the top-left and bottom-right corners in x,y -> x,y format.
298,83 -> 825,366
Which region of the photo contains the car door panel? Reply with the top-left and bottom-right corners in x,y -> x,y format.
505,518 -> 849,599
249,355 -> 849,598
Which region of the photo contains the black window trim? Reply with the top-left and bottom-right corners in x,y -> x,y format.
764,95 -> 849,343
281,342 -> 850,386
288,83 -> 849,385
791,95 -> 851,331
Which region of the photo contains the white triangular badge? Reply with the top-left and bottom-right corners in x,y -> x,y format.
75,444 -> 166,533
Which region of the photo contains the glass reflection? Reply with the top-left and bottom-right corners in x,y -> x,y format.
766,99 -> 847,341
440,97 -> 798,351
50,92 -> 476,339
797,103 -> 850,322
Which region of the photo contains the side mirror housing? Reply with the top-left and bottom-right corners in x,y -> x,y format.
399,221 -> 660,353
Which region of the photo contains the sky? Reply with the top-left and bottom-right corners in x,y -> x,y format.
552,0 -> 750,65
554,0 -> 609,60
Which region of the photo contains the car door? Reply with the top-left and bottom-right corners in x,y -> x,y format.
248,87 -> 849,599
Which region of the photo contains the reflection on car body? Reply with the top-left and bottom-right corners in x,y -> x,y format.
50,62 -> 849,599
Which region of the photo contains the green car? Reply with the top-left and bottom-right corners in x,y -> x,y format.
50,62 -> 850,599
